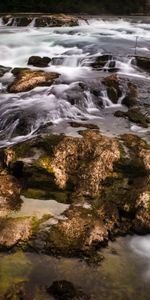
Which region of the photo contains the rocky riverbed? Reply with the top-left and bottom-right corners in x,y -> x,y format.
0,14 -> 150,299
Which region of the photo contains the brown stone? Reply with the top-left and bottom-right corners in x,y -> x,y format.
0,175 -> 21,217
8,69 -> 60,93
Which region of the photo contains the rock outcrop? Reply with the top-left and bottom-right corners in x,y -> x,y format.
0,130 -> 149,256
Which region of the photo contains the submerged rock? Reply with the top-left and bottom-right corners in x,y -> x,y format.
47,280 -> 89,300
27,56 -> 51,68
8,69 -> 60,93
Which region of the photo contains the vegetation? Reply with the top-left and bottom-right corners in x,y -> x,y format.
0,0 -> 149,14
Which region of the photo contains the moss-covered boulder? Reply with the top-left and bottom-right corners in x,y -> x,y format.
0,217 -> 32,249
0,130 -> 150,255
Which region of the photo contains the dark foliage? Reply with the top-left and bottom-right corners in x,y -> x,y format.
0,0 -> 149,14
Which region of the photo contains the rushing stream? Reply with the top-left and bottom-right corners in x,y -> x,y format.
0,16 -> 150,147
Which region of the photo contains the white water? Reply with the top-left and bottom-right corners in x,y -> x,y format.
130,235 -> 150,280
0,16 -> 149,147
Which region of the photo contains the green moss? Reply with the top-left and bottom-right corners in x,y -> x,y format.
22,188 -> 69,203
37,156 -> 54,173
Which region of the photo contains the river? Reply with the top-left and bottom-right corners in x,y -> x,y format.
0,16 -> 150,299
0,16 -> 149,147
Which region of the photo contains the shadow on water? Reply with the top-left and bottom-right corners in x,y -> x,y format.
0,237 -> 150,299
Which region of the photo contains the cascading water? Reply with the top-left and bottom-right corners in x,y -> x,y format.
0,16 -> 149,147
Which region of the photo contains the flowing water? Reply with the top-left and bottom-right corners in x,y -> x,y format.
0,16 -> 150,147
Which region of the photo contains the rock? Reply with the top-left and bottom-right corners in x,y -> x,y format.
1,130 -> 150,255
8,69 -> 60,93
0,65 -> 11,77
0,217 -> 32,248
2,14 -> 79,27
50,130 -> 120,195
47,280 -> 89,300
0,175 -> 21,217
90,54 -> 112,69
15,17 -> 33,26
11,67 -> 30,76
107,86 -> 119,103
103,74 -> 122,100
35,14 -> 78,27
27,56 -> 51,67
114,108 -> 150,128
134,56 -> 150,72
45,206 -> 108,256
122,82 -> 138,107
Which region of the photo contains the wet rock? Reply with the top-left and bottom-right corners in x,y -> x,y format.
134,56 -> 150,72
114,108 -> 150,128
0,65 -> 11,77
69,122 -> 99,130
122,82 -> 138,107
0,217 -> 32,248
8,69 -> 60,93
45,206 -> 108,256
2,14 -> 79,27
103,73 -> 122,100
0,175 -> 21,217
15,17 -> 33,26
35,14 -> 78,27
28,56 -> 51,68
91,54 -> 112,69
47,280 -> 89,300
11,67 -> 30,76
107,86 -> 119,103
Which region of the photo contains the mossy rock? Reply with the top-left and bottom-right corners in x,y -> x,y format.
23,188 -> 69,203
115,108 -> 150,128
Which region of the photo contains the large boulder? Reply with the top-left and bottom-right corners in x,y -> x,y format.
8,69 -> 59,93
